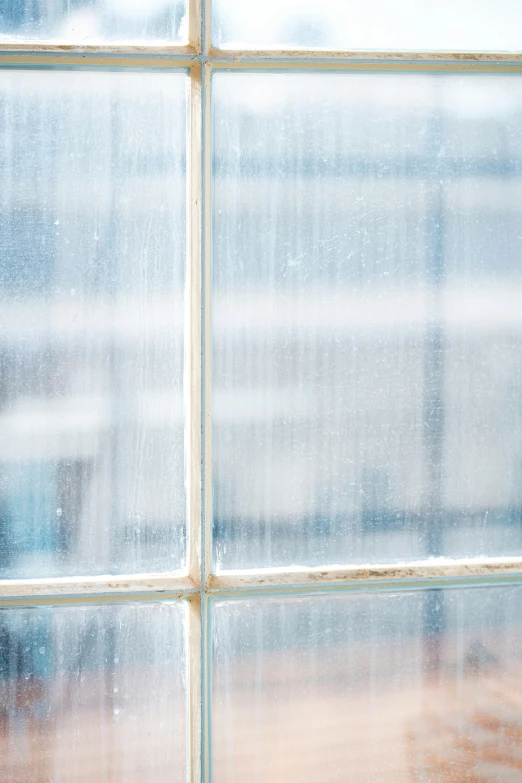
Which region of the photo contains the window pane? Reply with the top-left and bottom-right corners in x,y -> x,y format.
0,69 -> 187,578
0,600 -> 187,782
213,0 -> 522,52
0,0 -> 187,44
212,72 -> 522,570
212,586 -> 522,782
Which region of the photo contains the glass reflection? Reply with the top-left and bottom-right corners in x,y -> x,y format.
0,69 -> 187,578
212,72 -> 522,570
213,0 -> 522,53
0,601 -> 187,783
0,0 -> 187,44
212,587 -> 522,783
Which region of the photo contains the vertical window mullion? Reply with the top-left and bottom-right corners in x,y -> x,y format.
188,61 -> 203,589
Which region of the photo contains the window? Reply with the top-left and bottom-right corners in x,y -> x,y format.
1,3 -> 522,781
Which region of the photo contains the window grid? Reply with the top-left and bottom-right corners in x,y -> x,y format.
2,2 -> 522,781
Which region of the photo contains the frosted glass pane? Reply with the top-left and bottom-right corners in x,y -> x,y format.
0,600 -> 187,783
212,72 -> 522,570
0,70 -> 187,578
0,0 -> 187,44
213,0 -> 522,52
212,586 -> 522,783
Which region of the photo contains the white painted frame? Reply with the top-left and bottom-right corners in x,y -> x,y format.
2,2 -> 522,781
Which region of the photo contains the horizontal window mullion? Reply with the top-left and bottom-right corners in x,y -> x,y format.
208,557 -> 522,592
4,52 -> 522,70
0,43 -> 197,56
0,573 -> 198,603
206,54 -> 522,70
0,52 -> 197,68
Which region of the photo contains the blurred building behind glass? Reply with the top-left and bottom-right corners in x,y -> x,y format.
2,7 -> 522,780
212,71 -> 522,570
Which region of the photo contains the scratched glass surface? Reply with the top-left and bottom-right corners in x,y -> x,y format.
0,0 -> 187,44
212,72 -> 522,571
0,70 -> 187,578
213,0 -> 522,52
212,586 -> 522,783
0,600 -> 187,783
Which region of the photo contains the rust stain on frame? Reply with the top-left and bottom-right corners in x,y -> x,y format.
208,558 -> 522,590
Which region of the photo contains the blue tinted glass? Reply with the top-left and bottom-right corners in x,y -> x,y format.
212,71 -> 522,570
0,600 -> 187,782
0,69 -> 187,578
0,0 -> 187,44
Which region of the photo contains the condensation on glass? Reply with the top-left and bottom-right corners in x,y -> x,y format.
212,0 -> 522,52
0,69 -> 187,577
0,0 -> 187,45
212,71 -> 522,571
212,586 -> 522,783
0,599 -> 187,783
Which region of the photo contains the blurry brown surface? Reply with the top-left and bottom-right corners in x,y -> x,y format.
212,645 -> 522,783
0,601 -> 187,783
213,678 -> 522,782
1,663 -> 521,782
0,675 -> 185,783
2,634 -> 521,781
407,675 -> 522,783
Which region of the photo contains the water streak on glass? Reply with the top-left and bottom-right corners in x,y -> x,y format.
213,0 -> 522,52
0,600 -> 187,783
0,0 -> 187,44
0,70 -> 187,577
212,72 -> 522,570
212,587 -> 522,782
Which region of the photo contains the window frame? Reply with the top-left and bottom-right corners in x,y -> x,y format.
2,2 -> 522,782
